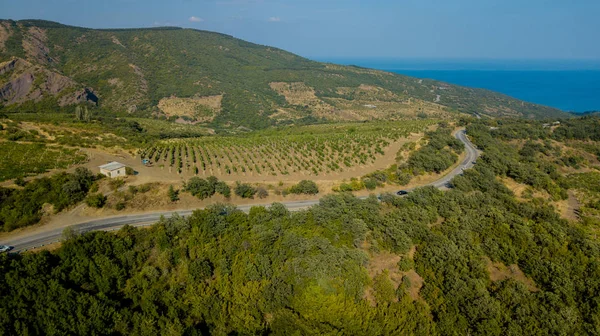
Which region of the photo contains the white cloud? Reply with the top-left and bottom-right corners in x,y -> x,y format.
189,16 -> 204,23
268,17 -> 281,22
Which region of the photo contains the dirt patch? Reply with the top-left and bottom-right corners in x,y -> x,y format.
270,82 -> 320,106
501,178 -> 530,199
367,251 -> 402,280
336,84 -> 400,102
25,241 -> 62,253
108,78 -> 123,87
501,177 -> 552,201
158,95 -> 222,122
485,257 -> 539,292
269,82 -> 450,122
554,190 -> 581,221
269,82 -> 337,118
22,26 -> 52,64
364,248 -> 424,304
402,270 -> 424,301
111,36 -> 126,48
128,63 -> 148,93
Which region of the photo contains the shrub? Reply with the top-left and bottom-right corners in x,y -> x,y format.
137,183 -> 153,193
289,180 -> 319,195
168,185 -> 179,202
14,176 -> 27,187
363,178 -> 378,191
397,257 -> 414,272
85,193 -> 106,208
108,178 -> 125,191
115,201 -> 126,211
349,178 -> 364,191
125,167 -> 135,175
128,185 -> 138,194
215,181 -> 231,198
396,170 -> 412,185
189,258 -> 213,281
257,187 -> 269,199
339,183 -> 354,192
235,182 -> 257,199
185,177 -> 215,199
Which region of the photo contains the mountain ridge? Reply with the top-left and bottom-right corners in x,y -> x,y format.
0,19 -> 570,129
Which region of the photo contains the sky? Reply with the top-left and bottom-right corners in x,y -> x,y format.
2,0 -> 600,60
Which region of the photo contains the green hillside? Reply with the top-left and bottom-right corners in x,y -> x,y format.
0,19 -> 568,129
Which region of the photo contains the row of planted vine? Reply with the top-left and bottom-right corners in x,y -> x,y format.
139,120 -> 437,176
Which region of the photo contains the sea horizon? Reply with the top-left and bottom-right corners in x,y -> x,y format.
314,58 -> 600,113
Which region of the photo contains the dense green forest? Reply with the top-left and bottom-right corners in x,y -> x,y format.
0,168 -> 99,231
1,117 -> 600,335
0,19 -> 567,130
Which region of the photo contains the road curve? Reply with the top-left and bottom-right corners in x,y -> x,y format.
2,130 -> 480,252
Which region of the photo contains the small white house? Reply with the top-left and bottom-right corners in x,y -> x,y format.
99,162 -> 127,178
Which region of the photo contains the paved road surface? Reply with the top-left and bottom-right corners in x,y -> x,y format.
1,130 -> 480,252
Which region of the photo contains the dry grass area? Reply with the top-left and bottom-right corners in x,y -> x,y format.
485,257 -> 539,292
269,82 -> 321,106
158,95 -> 222,122
25,241 -> 62,253
269,82 -> 335,118
554,190 -> 581,221
269,82 -> 452,122
363,246 -> 424,305
501,178 -> 531,200
501,177 -> 581,221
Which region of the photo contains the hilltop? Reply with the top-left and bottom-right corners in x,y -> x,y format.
0,19 -> 568,129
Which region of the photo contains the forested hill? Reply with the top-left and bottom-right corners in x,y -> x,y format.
0,19 -> 568,129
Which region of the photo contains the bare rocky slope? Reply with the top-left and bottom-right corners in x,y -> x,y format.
0,19 -> 569,129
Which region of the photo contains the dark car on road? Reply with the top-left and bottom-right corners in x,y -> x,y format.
0,245 -> 13,253
397,190 -> 409,196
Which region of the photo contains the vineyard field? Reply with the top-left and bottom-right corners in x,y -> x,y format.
139,120 -> 436,180
0,142 -> 88,181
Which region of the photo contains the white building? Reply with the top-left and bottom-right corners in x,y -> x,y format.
99,162 -> 127,178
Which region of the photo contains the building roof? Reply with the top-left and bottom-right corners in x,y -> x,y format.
98,161 -> 126,171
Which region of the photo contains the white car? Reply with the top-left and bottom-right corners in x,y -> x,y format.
0,245 -> 13,253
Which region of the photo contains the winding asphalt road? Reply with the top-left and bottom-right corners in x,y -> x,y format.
1,130 -> 480,253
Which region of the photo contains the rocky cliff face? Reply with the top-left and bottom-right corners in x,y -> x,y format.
0,57 -> 97,106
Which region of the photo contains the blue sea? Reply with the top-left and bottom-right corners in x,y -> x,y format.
317,59 -> 600,113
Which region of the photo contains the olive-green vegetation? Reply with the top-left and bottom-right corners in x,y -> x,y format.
1,177 -> 599,334
234,182 -> 257,199
289,180 -> 320,195
567,172 -> 600,227
85,193 -> 106,208
461,116 -> 600,200
0,19 -> 568,132
0,141 -> 87,181
0,168 -> 99,231
358,125 -> 465,188
2,117 -> 600,335
168,185 -> 180,202
184,176 -> 230,200
3,113 -> 212,148
403,125 -> 465,174
139,120 -> 435,177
